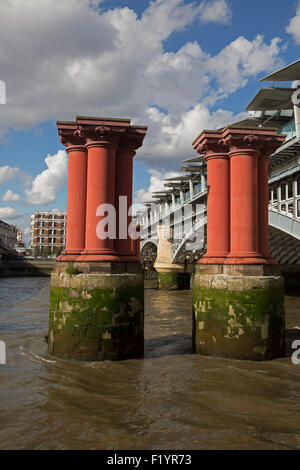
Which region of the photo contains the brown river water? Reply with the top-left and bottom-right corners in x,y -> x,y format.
0,277 -> 300,450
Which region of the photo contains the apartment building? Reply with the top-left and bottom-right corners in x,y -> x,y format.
0,220 -> 18,248
30,210 -> 67,255
14,229 -> 25,254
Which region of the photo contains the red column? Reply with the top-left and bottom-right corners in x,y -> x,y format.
228,148 -> 261,262
258,155 -> 271,260
57,123 -> 87,261
222,128 -> 286,264
115,127 -> 147,261
66,145 -> 87,253
85,141 -> 118,260
193,132 -> 230,263
73,124 -> 128,262
257,137 -> 286,262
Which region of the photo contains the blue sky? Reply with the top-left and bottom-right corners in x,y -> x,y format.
0,0 -> 300,240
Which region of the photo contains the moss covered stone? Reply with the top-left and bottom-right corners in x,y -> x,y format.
192,273 -> 285,360
157,272 -> 180,290
48,271 -> 144,361
157,271 -> 191,290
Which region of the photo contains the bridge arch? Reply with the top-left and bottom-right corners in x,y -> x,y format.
140,240 -> 157,269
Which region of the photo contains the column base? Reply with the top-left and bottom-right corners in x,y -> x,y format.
199,257 -> 228,264
56,250 -> 82,262
224,252 -> 277,264
200,254 -> 278,265
48,262 -> 144,361
192,264 -> 285,360
75,252 -> 121,262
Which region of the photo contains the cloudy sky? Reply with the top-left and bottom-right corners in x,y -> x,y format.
0,0 -> 300,240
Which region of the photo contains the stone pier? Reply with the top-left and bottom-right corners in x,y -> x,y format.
154,225 -> 188,290
48,116 -> 147,361
192,127 -> 286,360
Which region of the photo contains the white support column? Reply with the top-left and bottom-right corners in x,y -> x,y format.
293,84 -> 300,138
201,172 -> 206,191
293,179 -> 298,218
189,179 -> 194,199
165,200 -> 169,214
171,193 -> 176,210
277,185 -> 281,211
150,206 -> 154,224
270,188 -> 274,206
180,188 -> 184,205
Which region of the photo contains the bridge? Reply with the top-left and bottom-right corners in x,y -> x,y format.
137,172 -> 300,271
136,65 -> 300,274
49,58 -> 300,361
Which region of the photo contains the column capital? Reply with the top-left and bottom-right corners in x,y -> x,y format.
192,130 -> 227,157
221,127 -> 286,156
78,125 -> 127,149
57,121 -> 85,148
118,126 -> 148,153
76,116 -> 131,149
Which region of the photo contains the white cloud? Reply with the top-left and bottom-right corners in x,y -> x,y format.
134,168 -> 181,204
0,166 -> 31,186
0,207 -> 24,220
206,35 -> 283,99
199,0 -> 231,24
0,0 -> 284,171
0,151 -> 67,206
137,104 -> 248,168
24,150 -> 68,204
2,189 -> 21,202
286,2 -> 300,44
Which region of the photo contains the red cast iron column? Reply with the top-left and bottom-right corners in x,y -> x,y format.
193,131 -> 230,263
57,122 -> 87,261
115,126 -> 147,261
77,118 -> 130,262
222,127 -> 285,264
258,136 -> 286,262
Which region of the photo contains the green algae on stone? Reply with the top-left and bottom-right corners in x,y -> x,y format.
157,272 -> 180,290
48,272 -> 144,361
192,274 -> 285,360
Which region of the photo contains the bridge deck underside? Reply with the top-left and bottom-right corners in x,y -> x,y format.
269,226 -> 300,265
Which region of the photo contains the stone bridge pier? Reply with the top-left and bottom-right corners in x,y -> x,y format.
192,127 -> 286,360
48,116 -> 147,361
153,225 -> 190,290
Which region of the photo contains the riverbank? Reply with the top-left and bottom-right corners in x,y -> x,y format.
0,260 -> 55,277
